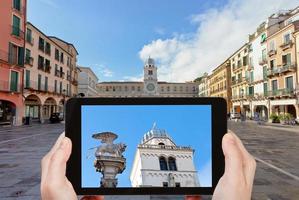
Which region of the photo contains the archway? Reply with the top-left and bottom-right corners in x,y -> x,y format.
24,95 -> 41,120
254,105 -> 268,120
287,105 -> 296,119
0,100 -> 16,125
43,97 -> 57,119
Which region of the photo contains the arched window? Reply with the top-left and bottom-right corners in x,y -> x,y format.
168,157 -> 177,171
159,156 -> 168,170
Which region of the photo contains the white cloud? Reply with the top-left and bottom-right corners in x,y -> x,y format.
139,0 -> 298,82
93,64 -> 114,78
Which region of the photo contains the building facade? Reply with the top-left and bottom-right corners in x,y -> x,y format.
23,22 -> 78,123
230,44 -> 251,116
130,124 -> 199,187
77,66 -> 99,97
198,73 -> 210,97
0,0 -> 27,125
209,60 -> 231,113
97,58 -> 199,97
266,10 -> 299,120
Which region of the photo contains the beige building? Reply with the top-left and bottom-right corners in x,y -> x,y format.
77,66 -> 99,97
198,73 -> 210,97
97,58 -> 199,97
266,11 -> 299,119
209,60 -> 231,113
24,22 -> 78,122
230,44 -> 251,116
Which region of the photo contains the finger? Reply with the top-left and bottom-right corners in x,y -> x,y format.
41,132 -> 65,184
222,133 -> 245,182
47,137 -> 72,184
81,196 -> 105,200
228,130 -> 256,185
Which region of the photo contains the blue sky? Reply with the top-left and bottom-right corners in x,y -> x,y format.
81,105 -> 212,187
27,0 -> 227,81
27,1 -> 297,82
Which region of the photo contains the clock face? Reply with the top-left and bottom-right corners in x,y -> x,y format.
146,83 -> 155,91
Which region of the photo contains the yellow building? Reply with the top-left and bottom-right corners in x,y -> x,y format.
209,60 -> 231,113
230,44 -> 252,116
266,14 -> 299,119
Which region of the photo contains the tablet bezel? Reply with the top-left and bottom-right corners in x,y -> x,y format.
66,97 -> 226,195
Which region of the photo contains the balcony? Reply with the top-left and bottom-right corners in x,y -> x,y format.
258,57 -> 267,65
11,25 -> 24,39
247,63 -> 254,71
0,80 -> 21,93
267,88 -> 295,98
268,49 -> 277,57
25,56 -> 34,66
267,63 -> 296,77
231,78 -> 245,85
280,40 -> 293,50
55,70 -> 65,79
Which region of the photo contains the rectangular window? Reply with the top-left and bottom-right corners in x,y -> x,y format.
26,28 -> 32,43
54,80 -> 57,93
45,59 -> 50,73
60,52 -> 64,63
60,82 -> 62,94
10,71 -> 18,92
8,43 -> 24,66
55,48 -> 59,60
25,70 -> 30,88
242,56 -> 247,66
272,80 -> 278,91
175,183 -> 181,187
45,77 -> 48,91
248,86 -> 254,95
13,0 -> 21,11
38,74 -> 42,91
45,42 -> 51,55
285,76 -> 293,90
38,37 -> 45,51
270,60 -> 275,69
162,182 -> 168,187
263,82 -> 268,96
148,70 -> 153,75
263,66 -> 267,79
270,40 -> 275,51
38,55 -> 44,70
67,84 -> 69,95
250,71 -> 254,82
282,54 -> 291,66
262,49 -> 266,60
12,15 -> 21,36
284,33 -> 291,44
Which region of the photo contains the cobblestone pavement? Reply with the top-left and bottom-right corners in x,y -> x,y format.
0,122 -> 298,199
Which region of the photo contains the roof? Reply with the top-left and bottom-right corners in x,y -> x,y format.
78,66 -> 99,80
48,36 -> 79,55
26,21 -> 73,57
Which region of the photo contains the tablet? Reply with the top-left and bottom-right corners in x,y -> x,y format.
65,97 -> 226,195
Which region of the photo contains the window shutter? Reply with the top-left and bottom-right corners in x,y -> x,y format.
18,47 -> 24,66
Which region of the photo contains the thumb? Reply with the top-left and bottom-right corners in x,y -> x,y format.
222,133 -> 245,182
47,137 -> 72,183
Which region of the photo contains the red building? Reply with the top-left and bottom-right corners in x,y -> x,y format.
0,0 -> 27,125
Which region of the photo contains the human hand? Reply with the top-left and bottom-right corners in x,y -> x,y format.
212,131 -> 256,200
41,132 -> 104,200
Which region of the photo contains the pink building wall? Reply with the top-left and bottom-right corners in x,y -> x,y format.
0,0 -> 27,125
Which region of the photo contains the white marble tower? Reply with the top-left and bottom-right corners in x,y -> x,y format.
130,124 -> 200,187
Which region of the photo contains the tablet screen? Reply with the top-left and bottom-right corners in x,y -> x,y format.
81,105 -> 212,188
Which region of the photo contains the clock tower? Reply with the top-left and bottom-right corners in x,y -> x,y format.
143,57 -> 158,95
